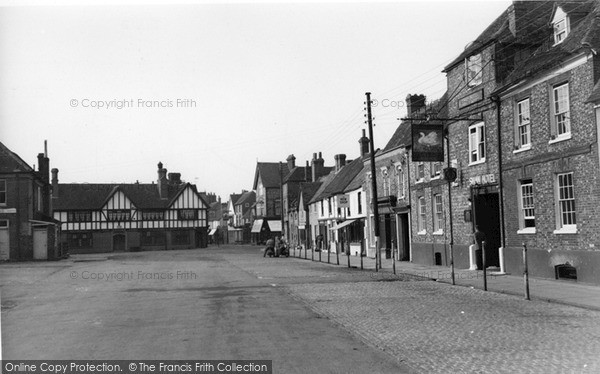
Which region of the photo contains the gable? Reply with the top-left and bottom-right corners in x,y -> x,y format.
170,185 -> 207,210
102,189 -> 136,210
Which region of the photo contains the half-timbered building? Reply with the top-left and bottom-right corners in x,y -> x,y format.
52,162 -> 209,253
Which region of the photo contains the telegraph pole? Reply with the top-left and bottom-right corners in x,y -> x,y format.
366,92 -> 381,271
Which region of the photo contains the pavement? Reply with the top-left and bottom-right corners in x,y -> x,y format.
284,246 -> 600,311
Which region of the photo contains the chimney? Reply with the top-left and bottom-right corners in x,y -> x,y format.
305,160 -> 310,182
406,94 -> 426,117
51,168 -> 59,198
286,154 -> 296,171
157,162 -> 168,198
168,172 -> 182,185
334,154 -> 346,172
311,152 -> 326,182
359,129 -> 370,157
37,153 -> 50,183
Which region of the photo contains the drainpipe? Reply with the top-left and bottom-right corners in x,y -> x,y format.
492,96 -> 506,261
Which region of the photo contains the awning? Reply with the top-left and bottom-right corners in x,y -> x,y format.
251,219 -> 263,233
334,219 -> 356,230
208,228 -> 217,236
267,220 -> 282,232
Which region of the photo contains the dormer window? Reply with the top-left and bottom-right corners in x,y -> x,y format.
552,7 -> 569,45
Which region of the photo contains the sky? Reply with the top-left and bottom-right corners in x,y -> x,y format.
0,0 -> 511,200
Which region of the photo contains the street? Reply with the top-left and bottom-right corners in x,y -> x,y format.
2,245 -> 600,373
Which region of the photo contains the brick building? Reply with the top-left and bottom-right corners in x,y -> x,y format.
52,162 -> 209,253
0,142 -> 58,260
494,0 -> 600,284
435,1 -> 555,271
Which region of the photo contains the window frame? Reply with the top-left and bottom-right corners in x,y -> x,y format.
415,162 -> 425,183
396,165 -> 405,199
515,98 -> 531,151
550,82 -> 571,142
417,196 -> 426,234
554,172 -> 577,234
0,179 -> 6,205
468,122 -> 486,165
552,8 -> 569,45
433,194 -> 444,234
465,53 -> 483,87
517,179 -> 536,234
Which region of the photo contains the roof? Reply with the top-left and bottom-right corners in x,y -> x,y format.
310,158 -> 365,203
344,162 -> 369,193
235,191 -> 256,206
0,141 -> 34,173
283,166 -> 309,183
498,0 -> 599,89
253,162 -> 282,189
443,1 -> 556,73
53,182 -> 195,210
587,79 -> 600,103
308,172 -> 336,205
299,181 -> 322,209
229,193 -> 242,206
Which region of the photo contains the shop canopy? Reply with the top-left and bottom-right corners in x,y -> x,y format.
208,228 -> 217,236
334,219 -> 356,230
251,219 -> 263,233
267,220 -> 282,232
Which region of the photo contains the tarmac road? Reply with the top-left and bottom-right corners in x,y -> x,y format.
0,247 -> 409,373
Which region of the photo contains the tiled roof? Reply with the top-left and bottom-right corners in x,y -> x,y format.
444,1 -> 556,72
229,193 -> 242,206
308,172 -> 336,204
253,162 -> 282,189
235,191 -> 256,206
283,166 -> 309,183
344,162 -> 369,193
0,141 -> 34,173
587,79 -> 600,103
499,0 -> 599,87
299,182 -> 322,209
53,182 -> 192,210
312,158 -> 365,202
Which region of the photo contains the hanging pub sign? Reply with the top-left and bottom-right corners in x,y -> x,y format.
411,124 -> 444,162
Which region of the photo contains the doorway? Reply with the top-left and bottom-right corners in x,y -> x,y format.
396,213 -> 410,261
472,190 -> 500,267
113,233 -> 126,252
33,228 -> 48,260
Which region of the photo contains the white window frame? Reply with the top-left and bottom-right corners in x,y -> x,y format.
417,196 -> 426,235
431,162 -> 442,179
416,162 -> 425,183
554,172 -> 577,234
552,8 -> 569,45
466,53 -> 483,87
515,98 -> 531,152
396,166 -> 405,199
550,82 -> 571,143
433,194 -> 444,235
517,179 -> 536,234
468,122 -> 486,165
381,167 -> 390,196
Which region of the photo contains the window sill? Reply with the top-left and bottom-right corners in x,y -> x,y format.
415,179 -> 424,184
468,159 -> 486,167
517,227 -> 536,234
417,230 -> 427,235
513,146 -> 531,154
553,226 -> 578,235
431,175 -> 441,180
548,134 -> 571,144
433,230 -> 444,236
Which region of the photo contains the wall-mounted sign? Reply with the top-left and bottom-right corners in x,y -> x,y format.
337,195 -> 350,208
412,124 -> 444,162
468,173 -> 496,186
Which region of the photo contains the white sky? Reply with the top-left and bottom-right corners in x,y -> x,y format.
0,0 -> 510,200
